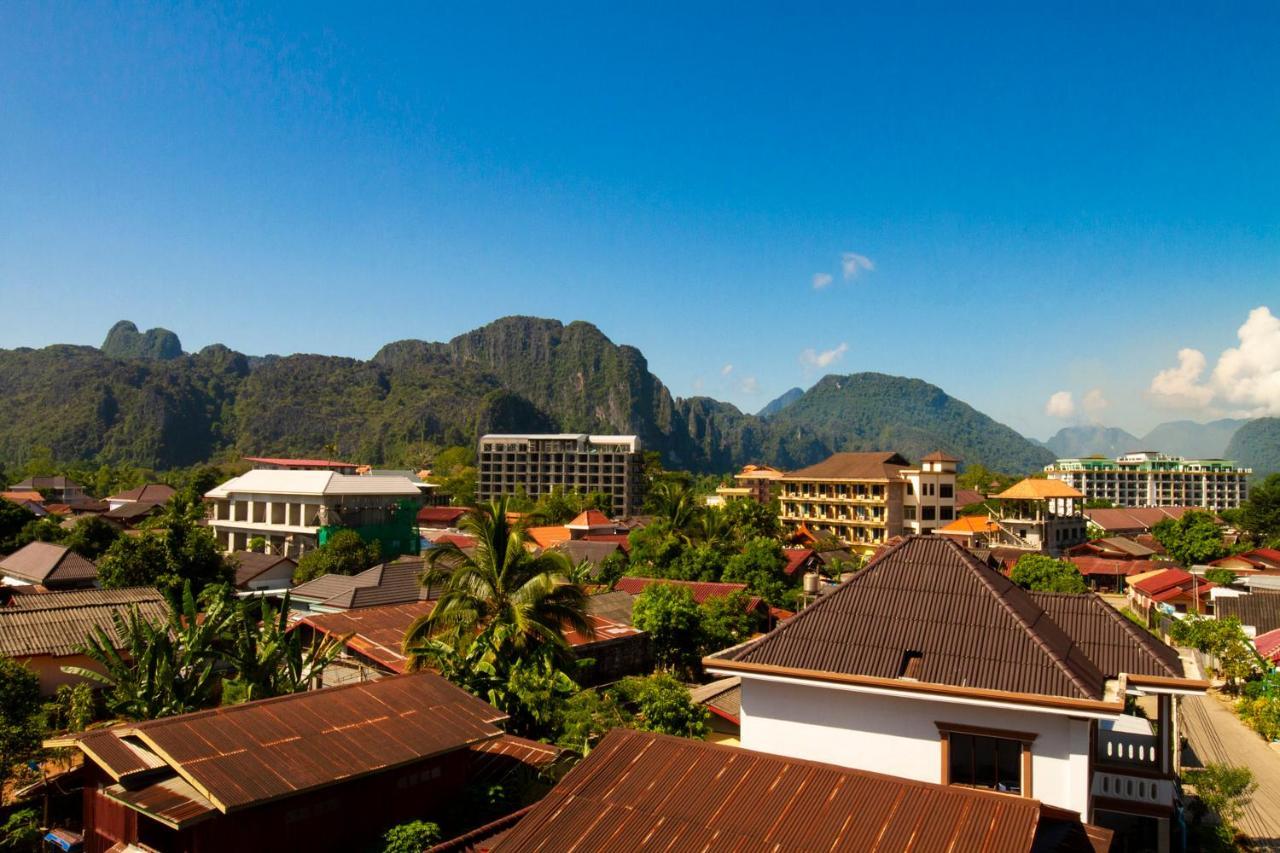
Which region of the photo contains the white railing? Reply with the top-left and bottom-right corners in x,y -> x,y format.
1091,772 -> 1174,806
1097,730 -> 1161,768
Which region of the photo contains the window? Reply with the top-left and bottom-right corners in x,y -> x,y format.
921,506 -> 936,521
940,506 -> 954,521
906,482 -> 914,496
938,723 -> 1034,797
904,505 -> 917,520
924,483 -> 935,496
940,484 -> 953,498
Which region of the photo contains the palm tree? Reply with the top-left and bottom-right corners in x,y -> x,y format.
646,481 -> 700,533
403,499 -> 595,671
221,593 -> 348,703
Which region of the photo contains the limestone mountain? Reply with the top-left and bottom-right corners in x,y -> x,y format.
1225,418 -> 1280,478
0,317 -> 1054,475
757,387 -> 804,418
1044,426 -> 1141,458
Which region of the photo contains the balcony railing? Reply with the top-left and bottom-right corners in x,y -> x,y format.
1096,729 -> 1161,769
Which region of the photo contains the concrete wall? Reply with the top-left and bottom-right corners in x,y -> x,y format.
738,676 -> 1093,818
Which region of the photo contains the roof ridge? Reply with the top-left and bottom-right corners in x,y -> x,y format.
1034,591 -> 1182,678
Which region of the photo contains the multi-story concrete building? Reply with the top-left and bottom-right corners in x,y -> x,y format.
901,451 -> 959,535
1045,452 -> 1250,510
477,434 -> 643,516
205,470 -> 423,557
778,451 -> 957,555
989,478 -> 1089,556
732,464 -> 786,504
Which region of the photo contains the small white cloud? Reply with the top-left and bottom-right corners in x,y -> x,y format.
801,342 -> 849,370
812,272 -> 833,289
691,377 -> 705,393
1045,391 -> 1075,419
1082,388 -> 1109,418
841,252 -> 875,280
1149,307 -> 1280,415
721,363 -> 734,376
739,376 -> 760,394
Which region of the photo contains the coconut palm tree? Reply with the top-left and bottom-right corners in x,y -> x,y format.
403,498 -> 595,672
646,481 -> 701,533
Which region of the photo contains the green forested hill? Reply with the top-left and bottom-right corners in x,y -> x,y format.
1225,418 -> 1280,478
0,317 -> 1053,474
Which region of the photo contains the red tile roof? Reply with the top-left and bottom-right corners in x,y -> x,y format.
781,548 -> 816,575
1084,506 -> 1204,532
1210,548 -> 1280,571
417,506 -> 471,526
613,577 -> 764,613
1254,628 -> 1280,663
1131,569 -> 1214,600
566,509 -> 614,529
494,729 -> 1110,853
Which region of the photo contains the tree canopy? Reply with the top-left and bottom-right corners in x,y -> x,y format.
1009,554 -> 1088,593
1152,510 -> 1228,567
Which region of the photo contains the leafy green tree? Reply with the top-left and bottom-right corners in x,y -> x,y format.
0,808 -> 42,849
626,519 -> 685,575
15,516 -> 66,548
700,590 -> 757,653
220,594 -> 347,703
0,658 -> 42,805
614,673 -> 708,739
1238,473 -> 1280,546
1009,554 -> 1088,593
1185,763 -> 1257,846
292,529 -> 382,583
645,481 -> 700,532
64,587 -> 225,721
433,445 -> 479,507
595,549 -> 629,587
555,688 -> 629,752
44,683 -> 96,736
631,584 -> 704,678
1152,510 -> 1228,567
1084,498 -> 1115,509
63,515 -> 121,560
669,543 -> 727,582
381,820 -> 441,853
98,496 -> 233,596
1204,568 -> 1238,586
721,497 -> 782,542
0,500 -> 36,551
723,537 -> 793,604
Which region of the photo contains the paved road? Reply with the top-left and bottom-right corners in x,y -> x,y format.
1181,692 -> 1280,849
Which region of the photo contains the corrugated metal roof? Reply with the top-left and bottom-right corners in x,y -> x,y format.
467,735 -> 562,788
585,591 -> 637,625
100,672 -> 506,813
494,729 -> 1106,852
613,577 -> 764,613
1028,591 -> 1182,679
0,588 -> 168,657
1217,591 -> 1280,634
0,542 -> 98,584
104,777 -> 217,829
712,536 -> 1108,700
296,601 -> 436,673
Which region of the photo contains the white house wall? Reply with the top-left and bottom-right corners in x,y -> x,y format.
738,676 -> 1093,818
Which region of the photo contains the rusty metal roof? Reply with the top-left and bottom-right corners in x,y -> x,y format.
0,541 -> 98,585
0,587 -> 168,658
468,735 -> 562,788
1028,591 -> 1182,679
74,729 -> 169,782
104,776 -> 217,829
105,672 -> 506,813
494,729 -> 1107,852
295,601 -> 436,673
711,536 -> 1108,701
613,577 -> 765,613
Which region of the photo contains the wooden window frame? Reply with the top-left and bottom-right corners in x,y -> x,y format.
936,721 -> 1037,799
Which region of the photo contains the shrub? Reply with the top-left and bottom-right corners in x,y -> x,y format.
380,820 -> 441,853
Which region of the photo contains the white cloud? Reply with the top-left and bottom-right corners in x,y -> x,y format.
801,342 -> 849,370
812,272 -> 833,289
1045,391 -> 1075,419
691,377 -> 705,393
739,376 -> 760,394
1148,306 -> 1280,415
721,363 -> 734,376
1081,388 -> 1109,418
841,252 -> 875,280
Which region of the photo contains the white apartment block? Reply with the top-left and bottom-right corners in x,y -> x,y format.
901,451 -> 959,535
477,434 -> 643,516
204,469 -> 423,556
1046,451 -> 1250,510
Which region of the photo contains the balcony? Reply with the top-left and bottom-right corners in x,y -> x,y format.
1096,724 -> 1161,771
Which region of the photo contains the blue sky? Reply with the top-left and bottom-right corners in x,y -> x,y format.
2,3 -> 1277,440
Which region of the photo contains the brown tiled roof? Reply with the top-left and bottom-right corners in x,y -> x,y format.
551,539 -> 623,572
417,506 -> 470,526
954,487 -> 987,508
11,476 -> 83,491
102,500 -> 166,523
780,451 -> 910,482
0,542 -> 97,585
97,672 -> 506,814
711,536 -> 1108,701
290,558 -> 439,609
106,483 -> 176,504
229,551 -> 297,587
921,450 -> 959,462
1027,592 -> 1183,679
1216,591 -> 1280,634
1083,506 -> 1200,532
0,587 -> 167,658
494,729 -> 1108,853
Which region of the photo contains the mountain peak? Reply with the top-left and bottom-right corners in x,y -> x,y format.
101,320 -> 183,361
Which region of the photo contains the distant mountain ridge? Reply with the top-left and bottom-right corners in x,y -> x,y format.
758,387 -> 804,417
1045,418 -> 1251,461
1225,418 -> 1280,478
0,316 -> 1054,475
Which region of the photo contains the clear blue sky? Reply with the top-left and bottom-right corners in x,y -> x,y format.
2,3 -> 1277,440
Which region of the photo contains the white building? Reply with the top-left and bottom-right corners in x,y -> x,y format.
204,470 -> 423,557
900,451 -> 959,535
1046,452 -> 1250,510
706,535 -> 1205,852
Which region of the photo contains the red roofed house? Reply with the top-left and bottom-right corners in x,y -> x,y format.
51,673 -> 559,853
1068,557 -> 1178,593
1127,569 -> 1215,617
1209,548 -> 1280,573
1255,628 -> 1280,664
705,535 -> 1205,851
417,506 -> 471,529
